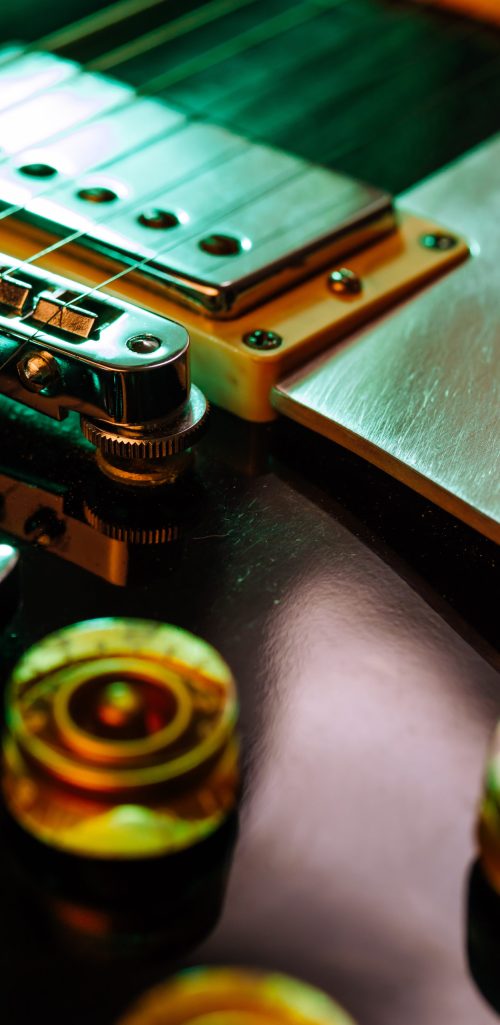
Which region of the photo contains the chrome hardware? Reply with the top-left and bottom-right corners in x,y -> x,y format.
419,232 -> 458,251
29,137 -> 394,316
0,47 -> 76,114
328,267 -> 363,296
0,271 -> 31,311
17,349 -> 61,393
0,255 -> 207,484
0,98 -> 183,208
243,329 -> 283,351
0,51 -> 393,319
31,292 -> 97,338
138,208 -> 180,230
0,65 -> 128,160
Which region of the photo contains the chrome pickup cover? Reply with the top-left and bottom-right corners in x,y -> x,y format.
0,50 -> 394,318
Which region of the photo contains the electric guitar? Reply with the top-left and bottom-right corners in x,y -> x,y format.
0,2 -> 498,1024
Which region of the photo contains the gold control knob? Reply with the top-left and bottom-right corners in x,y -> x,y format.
478,722 -> 500,893
0,542 -> 19,630
2,618 -> 239,859
117,968 -> 357,1025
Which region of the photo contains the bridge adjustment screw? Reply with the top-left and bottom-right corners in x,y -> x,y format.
243,329 -> 282,350
17,350 -> 61,394
328,267 -> 362,295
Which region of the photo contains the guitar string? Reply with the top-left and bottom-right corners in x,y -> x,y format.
0,0 -> 326,232
86,0 -> 262,72
26,1 -> 493,294
1,0 -> 489,336
4,0 -> 349,285
0,0 -> 480,247
0,0 -> 262,222
0,0 -> 276,285
18,5 -> 496,338
35,0 -> 181,53
2,0 -> 487,282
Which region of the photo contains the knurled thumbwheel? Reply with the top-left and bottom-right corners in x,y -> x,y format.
83,501 -> 180,544
81,384 -> 208,485
2,618 -> 239,859
117,967 -> 357,1025
478,722 -> 500,894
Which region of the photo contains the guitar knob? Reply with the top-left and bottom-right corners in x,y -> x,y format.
2,618 -> 239,860
117,968 -> 357,1025
0,542 -> 20,631
478,722 -> 500,894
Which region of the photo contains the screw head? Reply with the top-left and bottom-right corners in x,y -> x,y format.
17,350 -> 61,394
18,162 -> 57,179
24,507 -> 66,546
328,267 -> 362,295
199,234 -> 242,257
243,329 -> 283,351
420,232 -> 458,251
138,209 -> 179,230
126,335 -> 162,355
77,186 -> 118,204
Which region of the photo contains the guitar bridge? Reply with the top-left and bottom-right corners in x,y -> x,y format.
0,257 -> 207,484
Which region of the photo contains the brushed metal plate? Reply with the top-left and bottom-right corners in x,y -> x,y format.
273,136 -> 500,543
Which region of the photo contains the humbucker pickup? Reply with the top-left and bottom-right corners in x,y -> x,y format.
0,49 -> 395,318
0,49 -> 469,424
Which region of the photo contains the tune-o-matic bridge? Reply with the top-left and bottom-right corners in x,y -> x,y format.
0,257 -> 207,484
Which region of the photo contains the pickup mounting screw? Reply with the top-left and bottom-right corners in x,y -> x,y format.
17,350 -> 61,394
24,507 -> 66,546
328,267 -> 362,295
420,232 -> 458,251
127,335 -> 162,355
243,329 -> 282,350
